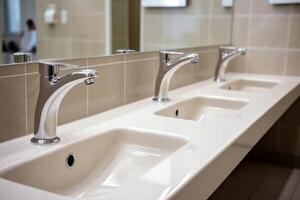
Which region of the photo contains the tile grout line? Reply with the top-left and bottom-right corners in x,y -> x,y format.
153,58 -> 158,94
86,58 -> 89,117
24,64 -> 28,135
207,0 -> 213,45
123,55 -> 127,105
283,7 -> 293,76
0,73 -> 27,79
86,57 -> 157,69
246,0 -> 253,74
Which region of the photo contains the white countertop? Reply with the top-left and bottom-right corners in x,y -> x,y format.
0,73 -> 299,200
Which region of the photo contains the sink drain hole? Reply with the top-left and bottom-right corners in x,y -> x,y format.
66,153 -> 75,168
175,109 -> 179,117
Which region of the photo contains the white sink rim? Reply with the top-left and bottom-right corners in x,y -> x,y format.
0,127 -> 188,198
220,78 -> 281,92
155,95 -> 249,123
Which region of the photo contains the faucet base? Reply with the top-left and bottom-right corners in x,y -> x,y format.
153,97 -> 170,102
31,136 -> 60,145
214,78 -> 226,82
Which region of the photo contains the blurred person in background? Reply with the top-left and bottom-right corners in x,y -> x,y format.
20,19 -> 37,53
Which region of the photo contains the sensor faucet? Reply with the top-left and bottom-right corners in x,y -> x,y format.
153,51 -> 199,102
214,46 -> 246,82
31,62 -> 98,145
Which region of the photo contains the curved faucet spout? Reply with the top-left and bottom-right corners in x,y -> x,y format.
214,46 -> 246,82
153,51 -> 199,102
31,62 -> 98,145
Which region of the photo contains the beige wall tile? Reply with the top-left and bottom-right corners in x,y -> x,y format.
88,63 -> 125,116
88,54 -> 124,66
193,52 -> 214,81
251,0 -> 291,15
250,16 -> 289,48
197,18 -> 211,47
209,49 -> 220,69
69,14 -> 90,39
210,17 -> 232,45
289,16 -> 300,49
26,63 -> 39,73
232,17 -> 249,46
143,15 -> 164,45
125,51 -> 158,61
88,42 -> 106,58
287,51 -> 300,76
37,0 -> 106,60
162,16 -> 202,47
247,50 -> 285,75
170,63 -> 195,90
211,0 -> 232,15
228,55 -> 248,73
37,38 -> 49,60
234,0 -> 250,15
54,58 -> 87,67
125,59 -> 156,103
88,14 -> 105,41
0,76 -> 26,142
0,64 -> 25,77
65,0 -> 105,13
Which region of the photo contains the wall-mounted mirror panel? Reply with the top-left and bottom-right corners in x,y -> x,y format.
0,0 -> 233,64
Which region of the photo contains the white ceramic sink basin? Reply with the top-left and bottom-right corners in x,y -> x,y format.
220,79 -> 279,92
155,96 -> 248,123
0,128 -> 187,199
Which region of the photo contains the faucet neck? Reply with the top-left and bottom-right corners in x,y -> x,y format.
153,51 -> 199,102
31,62 -> 97,145
214,46 -> 246,82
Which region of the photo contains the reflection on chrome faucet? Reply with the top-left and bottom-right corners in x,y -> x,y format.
31,61 -> 98,145
214,46 -> 247,82
153,51 -> 199,102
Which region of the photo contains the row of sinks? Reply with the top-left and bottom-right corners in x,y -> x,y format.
0,77 -> 282,199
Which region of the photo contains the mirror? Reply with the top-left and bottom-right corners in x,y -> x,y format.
0,0 -> 233,64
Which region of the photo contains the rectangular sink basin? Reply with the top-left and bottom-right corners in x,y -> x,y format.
220,79 -> 279,92
155,96 -> 248,123
0,128 -> 187,198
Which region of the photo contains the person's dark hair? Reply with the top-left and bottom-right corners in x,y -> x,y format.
26,19 -> 36,30
8,41 -> 20,53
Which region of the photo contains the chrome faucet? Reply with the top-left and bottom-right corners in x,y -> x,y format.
214,46 -> 247,82
153,51 -> 199,102
31,62 -> 98,145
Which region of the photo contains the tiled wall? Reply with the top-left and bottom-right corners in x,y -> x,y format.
142,0 -> 232,51
0,46 -> 218,143
232,0 -> 300,163
231,0 -> 300,76
36,0 -> 106,60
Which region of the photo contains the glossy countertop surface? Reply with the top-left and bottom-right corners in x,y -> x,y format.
0,73 -> 299,200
